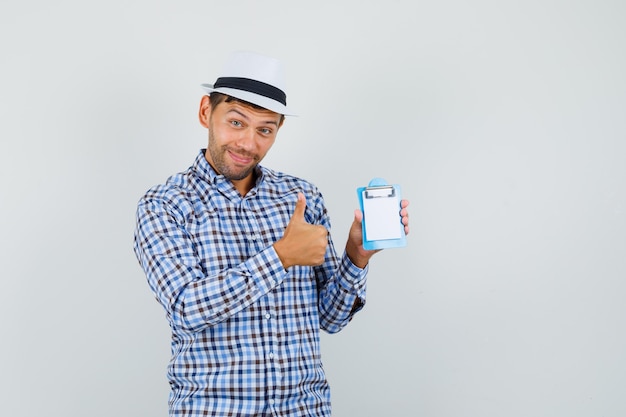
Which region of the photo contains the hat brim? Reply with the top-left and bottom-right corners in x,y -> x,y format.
201,84 -> 297,116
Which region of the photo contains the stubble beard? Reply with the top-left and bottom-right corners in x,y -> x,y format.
207,125 -> 259,181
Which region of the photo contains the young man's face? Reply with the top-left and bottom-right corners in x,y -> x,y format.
199,95 -> 284,188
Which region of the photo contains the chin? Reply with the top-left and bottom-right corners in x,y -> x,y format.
224,167 -> 254,181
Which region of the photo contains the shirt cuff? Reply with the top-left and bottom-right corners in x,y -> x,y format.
337,251 -> 368,292
244,245 -> 289,295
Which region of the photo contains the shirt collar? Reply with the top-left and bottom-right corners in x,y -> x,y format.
192,149 -> 219,184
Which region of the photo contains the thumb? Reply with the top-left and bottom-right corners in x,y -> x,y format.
349,209 -> 364,239
292,192 -> 307,222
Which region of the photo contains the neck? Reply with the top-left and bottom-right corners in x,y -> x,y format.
232,174 -> 256,196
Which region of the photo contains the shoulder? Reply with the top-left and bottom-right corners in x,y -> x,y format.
261,166 -> 319,192
136,168 -> 202,223
261,167 -> 323,199
259,166 -> 329,221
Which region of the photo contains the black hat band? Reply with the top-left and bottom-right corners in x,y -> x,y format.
213,77 -> 286,106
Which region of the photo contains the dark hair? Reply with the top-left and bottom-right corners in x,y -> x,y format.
208,93 -> 285,124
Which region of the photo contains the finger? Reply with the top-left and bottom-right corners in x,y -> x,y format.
401,199 -> 410,209
292,192 -> 307,221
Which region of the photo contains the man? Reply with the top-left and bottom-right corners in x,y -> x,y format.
134,51 -> 410,416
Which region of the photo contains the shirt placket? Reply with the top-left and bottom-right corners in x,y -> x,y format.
239,195 -> 282,412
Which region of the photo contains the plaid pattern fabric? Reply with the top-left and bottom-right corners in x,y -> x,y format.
134,150 -> 367,416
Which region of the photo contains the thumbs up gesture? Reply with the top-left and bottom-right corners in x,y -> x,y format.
274,193 -> 329,269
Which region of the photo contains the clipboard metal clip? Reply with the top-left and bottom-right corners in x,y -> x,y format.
364,185 -> 396,199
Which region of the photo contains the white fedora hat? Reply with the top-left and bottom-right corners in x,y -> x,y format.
201,51 -> 296,116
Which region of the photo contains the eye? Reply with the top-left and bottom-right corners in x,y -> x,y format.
230,120 -> 243,127
258,127 -> 273,135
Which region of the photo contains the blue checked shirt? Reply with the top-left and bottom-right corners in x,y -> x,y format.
134,150 -> 368,416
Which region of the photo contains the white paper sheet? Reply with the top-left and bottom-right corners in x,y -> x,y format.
362,188 -> 402,241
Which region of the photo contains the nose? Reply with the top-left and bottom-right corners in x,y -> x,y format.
234,128 -> 255,151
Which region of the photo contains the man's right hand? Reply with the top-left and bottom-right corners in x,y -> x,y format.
273,193 -> 328,269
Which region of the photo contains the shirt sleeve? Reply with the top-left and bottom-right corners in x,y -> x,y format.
316,243 -> 368,333
308,192 -> 369,334
133,191 -> 288,334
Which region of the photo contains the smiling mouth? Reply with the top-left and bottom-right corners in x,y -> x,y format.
228,150 -> 255,165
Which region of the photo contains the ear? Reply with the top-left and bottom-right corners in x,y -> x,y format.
198,95 -> 211,128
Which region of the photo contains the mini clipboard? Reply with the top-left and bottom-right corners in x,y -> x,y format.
357,178 -> 406,250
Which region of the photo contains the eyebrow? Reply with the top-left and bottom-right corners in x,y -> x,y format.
227,108 -> 279,126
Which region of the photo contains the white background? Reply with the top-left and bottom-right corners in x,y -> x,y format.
1,1 -> 625,416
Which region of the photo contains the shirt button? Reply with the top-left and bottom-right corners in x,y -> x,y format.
269,352 -> 274,359
250,234 -> 258,241
265,313 -> 271,320
269,399 -> 275,405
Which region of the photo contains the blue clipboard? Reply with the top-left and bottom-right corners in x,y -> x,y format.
357,178 -> 407,250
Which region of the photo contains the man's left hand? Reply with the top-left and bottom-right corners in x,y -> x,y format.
345,199 -> 410,268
